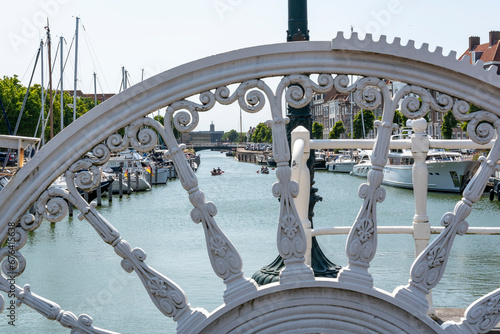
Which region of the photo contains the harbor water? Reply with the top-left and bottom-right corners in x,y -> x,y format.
2,149 -> 500,333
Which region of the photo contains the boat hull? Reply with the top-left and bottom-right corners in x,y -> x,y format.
149,167 -> 169,184
327,161 -> 356,173
383,160 -> 479,193
351,163 -> 371,177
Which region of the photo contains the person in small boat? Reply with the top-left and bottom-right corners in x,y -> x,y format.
213,168 -> 217,174
217,167 -> 221,173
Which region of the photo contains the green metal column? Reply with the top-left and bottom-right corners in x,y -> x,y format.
252,0 -> 339,285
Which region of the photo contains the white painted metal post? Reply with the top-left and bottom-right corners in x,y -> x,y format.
291,126 -> 312,266
410,118 -> 434,315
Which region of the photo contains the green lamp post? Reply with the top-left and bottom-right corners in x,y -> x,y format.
252,0 -> 340,285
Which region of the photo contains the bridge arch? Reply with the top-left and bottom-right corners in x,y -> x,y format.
1,32 -> 500,333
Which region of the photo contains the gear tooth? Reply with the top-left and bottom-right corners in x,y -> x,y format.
461,54 -> 472,65
336,31 -> 345,40
487,65 -> 499,74
329,32 -> 500,83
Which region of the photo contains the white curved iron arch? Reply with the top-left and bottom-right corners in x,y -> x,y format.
0,32 -> 500,333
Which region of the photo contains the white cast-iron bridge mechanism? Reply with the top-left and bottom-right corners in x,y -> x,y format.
1,32 -> 500,333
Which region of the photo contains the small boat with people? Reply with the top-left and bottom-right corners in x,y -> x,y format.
259,166 -> 269,174
211,167 -> 223,176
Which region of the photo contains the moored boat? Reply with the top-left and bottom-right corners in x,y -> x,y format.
351,150 -> 372,177
266,155 -> 277,167
326,154 -> 357,173
0,175 -> 10,192
102,151 -> 152,192
256,154 -> 267,165
382,128 -> 480,193
489,169 -> 500,201
350,129 -> 480,193
314,150 -> 327,170
383,148 -> 479,193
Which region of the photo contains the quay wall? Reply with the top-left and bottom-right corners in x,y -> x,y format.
235,148 -> 262,163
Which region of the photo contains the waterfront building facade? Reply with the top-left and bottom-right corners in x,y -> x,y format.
180,121 -> 224,144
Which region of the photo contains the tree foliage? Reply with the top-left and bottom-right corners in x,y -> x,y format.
393,110 -> 407,128
460,104 -> 480,132
0,75 -> 99,142
441,110 -> 459,139
312,122 -> 324,139
353,109 -> 375,139
328,121 -> 345,139
251,123 -> 272,143
222,129 -> 240,142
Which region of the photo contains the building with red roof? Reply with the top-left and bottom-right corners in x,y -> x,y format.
459,31 -> 500,73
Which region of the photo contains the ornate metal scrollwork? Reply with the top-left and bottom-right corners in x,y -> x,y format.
395,107 -> 500,314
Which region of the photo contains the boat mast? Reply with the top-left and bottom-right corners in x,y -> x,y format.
93,72 -> 97,107
41,40 -> 45,146
122,66 -> 128,90
60,35 -> 64,131
14,43 -> 42,137
45,20 -> 54,139
73,17 -> 79,122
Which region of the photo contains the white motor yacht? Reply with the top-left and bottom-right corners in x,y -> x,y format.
327,154 -> 357,173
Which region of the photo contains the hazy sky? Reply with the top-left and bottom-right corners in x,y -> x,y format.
1,0 -> 499,131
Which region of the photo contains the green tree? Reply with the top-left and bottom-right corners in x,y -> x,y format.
460,104 -> 480,132
251,123 -> 272,143
312,122 -> 324,139
441,110 -> 459,139
328,121 -> 345,139
0,75 -> 102,142
353,109 -> 374,139
393,110 -> 407,128
222,129 -> 239,142
0,75 -> 30,136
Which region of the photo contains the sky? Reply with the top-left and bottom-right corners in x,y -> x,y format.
1,0 -> 500,132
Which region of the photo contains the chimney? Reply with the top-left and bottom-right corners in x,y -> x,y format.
489,31 -> 500,46
469,36 -> 480,51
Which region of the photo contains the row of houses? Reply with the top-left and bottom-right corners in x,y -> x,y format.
310,31 -> 500,140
